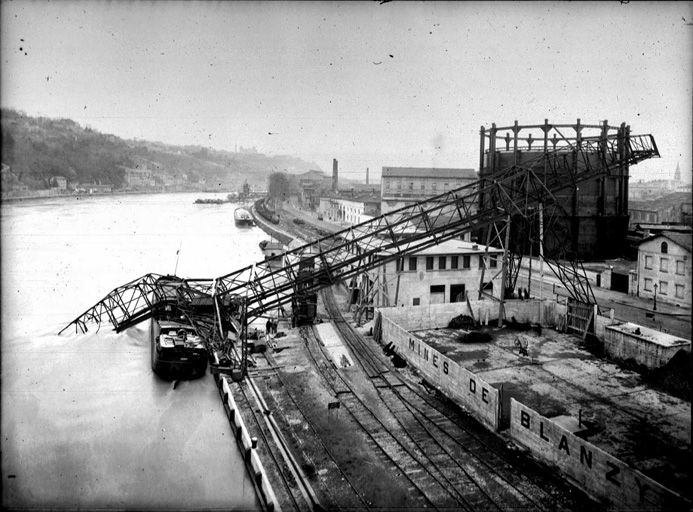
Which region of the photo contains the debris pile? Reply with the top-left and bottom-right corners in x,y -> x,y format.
448,314 -> 476,330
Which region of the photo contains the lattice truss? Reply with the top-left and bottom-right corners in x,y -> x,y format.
61,133 -> 659,337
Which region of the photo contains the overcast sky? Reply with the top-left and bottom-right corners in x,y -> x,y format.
1,1 -> 691,182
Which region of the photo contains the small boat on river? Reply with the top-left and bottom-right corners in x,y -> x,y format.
234,207 -> 254,227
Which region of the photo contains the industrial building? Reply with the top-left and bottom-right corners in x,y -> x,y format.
317,193 -> 381,225
478,120 -> 634,260
362,238 -> 503,308
380,167 -> 477,214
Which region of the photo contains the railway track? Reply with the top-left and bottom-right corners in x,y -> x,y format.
255,350 -> 373,510
318,286 -> 601,512
260,209 -> 598,510
228,368 -> 318,511
299,325 -> 462,510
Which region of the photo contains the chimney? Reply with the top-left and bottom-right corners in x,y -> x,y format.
332,159 -> 339,192
366,167 -> 369,185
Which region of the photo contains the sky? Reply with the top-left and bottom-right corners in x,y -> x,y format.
1,0 -> 691,183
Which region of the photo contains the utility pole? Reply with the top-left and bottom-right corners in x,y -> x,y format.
539,202 -> 544,324
498,215 -> 511,327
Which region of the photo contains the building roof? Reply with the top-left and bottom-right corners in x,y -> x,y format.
606,322 -> 690,348
320,193 -> 380,204
640,231 -> 692,252
382,167 -> 477,180
413,238 -> 502,256
635,223 -> 692,233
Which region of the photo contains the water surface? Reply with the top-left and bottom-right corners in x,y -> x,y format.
2,193 -> 266,510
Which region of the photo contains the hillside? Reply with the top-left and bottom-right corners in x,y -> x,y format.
1,109 -> 321,192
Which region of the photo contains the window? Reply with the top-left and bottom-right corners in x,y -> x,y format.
444,182 -> 449,191
409,182 -> 414,190
420,182 -> 425,191
659,281 -> 668,295
676,260 -> 685,275
644,278 -> 652,291
413,297 -> 420,306
463,255 -> 471,269
490,255 -> 498,268
644,255 -> 653,269
396,258 -> 405,272
430,285 -> 445,293
479,255 -> 485,268
661,241 -> 668,254
408,257 -> 417,271
432,182 -> 437,192
660,257 -> 668,273
439,256 -> 446,270
675,284 -> 685,299
426,257 -> 434,270
451,256 -> 459,269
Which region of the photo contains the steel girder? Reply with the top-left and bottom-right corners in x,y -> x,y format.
60,133 -> 658,337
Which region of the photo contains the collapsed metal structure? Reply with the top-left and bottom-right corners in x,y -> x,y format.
60,125 -> 659,374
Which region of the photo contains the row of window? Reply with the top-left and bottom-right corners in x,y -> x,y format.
383,179 -> 465,192
643,278 -> 686,299
396,254 -> 498,272
643,255 -> 686,275
410,282 -> 494,306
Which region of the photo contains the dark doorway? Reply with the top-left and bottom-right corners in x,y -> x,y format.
450,284 -> 466,303
611,272 -> 629,293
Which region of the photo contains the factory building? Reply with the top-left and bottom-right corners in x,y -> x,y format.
318,194 -> 381,225
380,167 -> 477,214
365,238 -> 503,308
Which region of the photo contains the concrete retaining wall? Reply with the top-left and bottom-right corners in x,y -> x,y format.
509,398 -> 686,511
379,312 -> 500,431
213,372 -> 278,512
251,204 -> 294,245
378,299 -> 550,332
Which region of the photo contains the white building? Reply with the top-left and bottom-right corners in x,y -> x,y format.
364,238 -> 503,308
380,167 -> 477,214
318,194 -> 380,225
635,232 -> 691,307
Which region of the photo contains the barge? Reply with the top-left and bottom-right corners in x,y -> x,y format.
150,316 -> 208,380
234,207 -> 255,227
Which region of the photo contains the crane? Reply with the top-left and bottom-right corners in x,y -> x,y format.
60,128 -> 659,376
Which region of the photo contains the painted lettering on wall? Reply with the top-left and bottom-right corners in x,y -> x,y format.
605,461 -> 621,486
519,406 -> 628,489
443,360 -> 449,374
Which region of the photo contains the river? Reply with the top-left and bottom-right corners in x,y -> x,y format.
1,193 -> 266,510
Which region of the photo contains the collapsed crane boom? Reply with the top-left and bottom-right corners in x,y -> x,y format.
60,132 -> 658,339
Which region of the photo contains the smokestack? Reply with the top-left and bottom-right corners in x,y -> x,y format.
332,159 -> 339,192
366,167 -> 369,185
